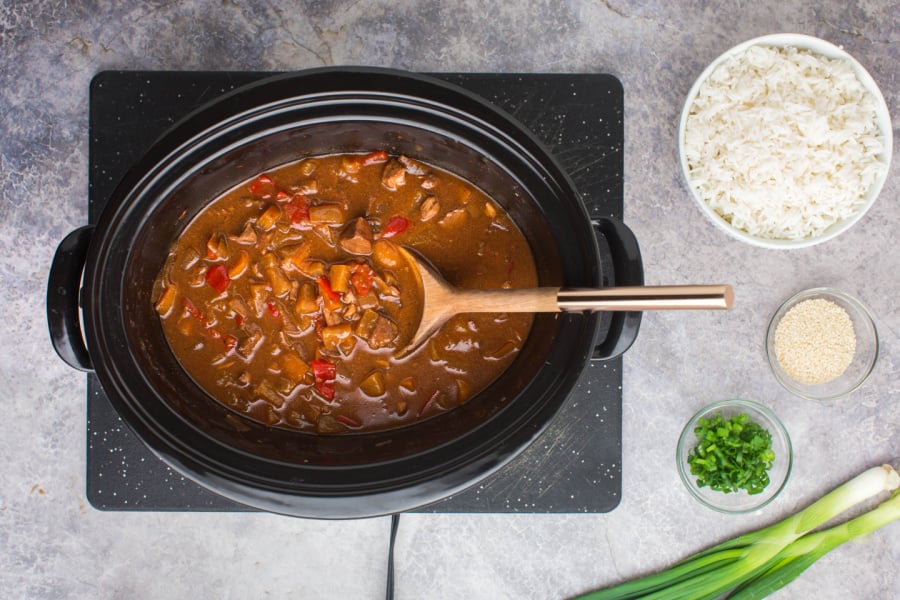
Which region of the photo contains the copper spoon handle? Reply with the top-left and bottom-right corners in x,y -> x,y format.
557,285 -> 733,311
447,285 -> 733,313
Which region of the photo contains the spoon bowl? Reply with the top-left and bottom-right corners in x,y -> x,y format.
398,248 -> 734,355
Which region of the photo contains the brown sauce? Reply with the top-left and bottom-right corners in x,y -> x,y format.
152,152 -> 537,434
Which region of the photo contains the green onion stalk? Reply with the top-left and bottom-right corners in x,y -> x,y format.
575,464 -> 900,600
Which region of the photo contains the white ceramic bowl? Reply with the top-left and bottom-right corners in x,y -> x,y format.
677,33 -> 893,249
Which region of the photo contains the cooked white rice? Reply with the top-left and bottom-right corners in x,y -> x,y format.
683,44 -> 887,241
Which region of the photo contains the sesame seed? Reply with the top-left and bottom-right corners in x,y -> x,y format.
774,298 -> 856,385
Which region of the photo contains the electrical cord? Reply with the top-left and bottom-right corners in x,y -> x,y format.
385,513 -> 401,600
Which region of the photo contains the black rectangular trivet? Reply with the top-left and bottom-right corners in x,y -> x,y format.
87,70 -> 624,513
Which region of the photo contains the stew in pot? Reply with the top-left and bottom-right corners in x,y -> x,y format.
152,152 -> 537,433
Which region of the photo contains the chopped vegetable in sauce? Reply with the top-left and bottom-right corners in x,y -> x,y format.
152,152 -> 537,434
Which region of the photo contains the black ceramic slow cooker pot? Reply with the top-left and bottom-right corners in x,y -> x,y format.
47,67 -> 643,518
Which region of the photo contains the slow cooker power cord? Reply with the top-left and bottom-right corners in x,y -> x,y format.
386,513 -> 400,600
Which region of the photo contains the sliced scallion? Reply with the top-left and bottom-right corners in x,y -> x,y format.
687,412 -> 775,495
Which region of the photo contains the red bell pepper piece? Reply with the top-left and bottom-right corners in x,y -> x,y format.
284,193 -> 310,223
205,264 -> 231,294
334,414 -> 361,428
316,276 -> 342,310
248,174 -> 277,198
266,302 -> 281,319
208,328 -> 238,353
418,390 -> 441,417
317,381 -> 335,401
361,150 -> 389,166
310,358 -> 336,400
223,334 -> 238,352
182,297 -> 206,323
350,263 -> 375,297
311,358 -> 336,380
381,215 -> 410,238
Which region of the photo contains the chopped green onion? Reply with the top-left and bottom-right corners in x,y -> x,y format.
575,464 -> 900,600
687,412 -> 775,495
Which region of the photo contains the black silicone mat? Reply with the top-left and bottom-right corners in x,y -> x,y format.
87,71 -> 625,513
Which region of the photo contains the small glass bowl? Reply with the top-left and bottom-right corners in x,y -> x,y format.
766,288 -> 879,400
677,399 -> 792,513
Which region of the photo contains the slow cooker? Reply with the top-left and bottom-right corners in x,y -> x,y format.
47,67 -> 643,518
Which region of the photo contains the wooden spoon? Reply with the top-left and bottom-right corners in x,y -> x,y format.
398,248 -> 733,355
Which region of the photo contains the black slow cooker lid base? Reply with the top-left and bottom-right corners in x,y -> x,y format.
87,70 -> 624,514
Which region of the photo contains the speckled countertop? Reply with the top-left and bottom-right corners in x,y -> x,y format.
2,2 -> 897,599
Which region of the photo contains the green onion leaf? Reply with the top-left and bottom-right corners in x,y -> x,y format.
573,465 -> 900,600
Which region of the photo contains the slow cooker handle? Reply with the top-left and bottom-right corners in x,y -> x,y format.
591,217 -> 644,360
47,225 -> 94,372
